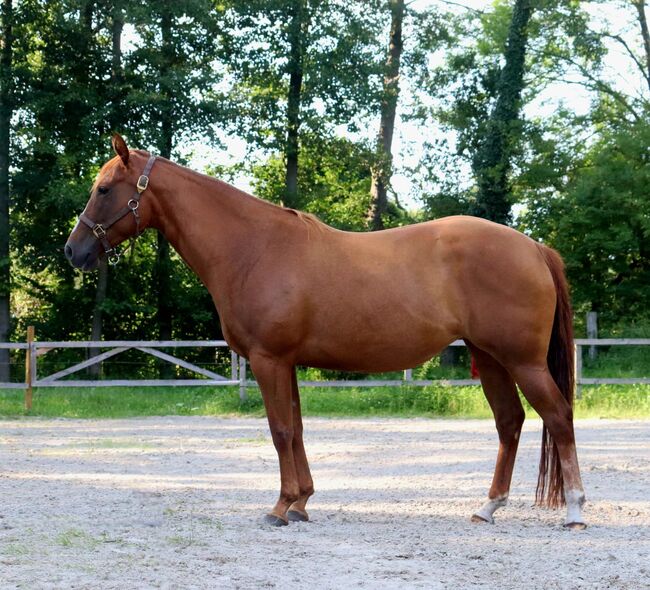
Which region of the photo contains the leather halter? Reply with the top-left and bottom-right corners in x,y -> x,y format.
79,154 -> 157,265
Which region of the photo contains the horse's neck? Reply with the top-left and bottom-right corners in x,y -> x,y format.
146,158 -> 289,295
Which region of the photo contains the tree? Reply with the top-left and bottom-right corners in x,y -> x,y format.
367,0 -> 405,231
411,0 -> 596,222
88,0 -> 126,372
469,0 -> 533,224
125,0 -> 223,344
10,0 -> 114,345
224,0 -> 384,209
635,0 -> 650,92
283,0 -> 307,208
0,0 -> 12,379
537,0 -> 649,125
513,0 -> 650,330
523,120 -> 650,325
250,134 -> 376,231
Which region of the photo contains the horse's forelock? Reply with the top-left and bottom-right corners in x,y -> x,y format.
90,156 -> 126,194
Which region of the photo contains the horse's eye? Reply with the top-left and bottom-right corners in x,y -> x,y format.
97,186 -> 109,195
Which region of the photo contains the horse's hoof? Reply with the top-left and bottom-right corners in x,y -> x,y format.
564,521 -> 587,530
263,514 -> 288,527
470,514 -> 493,524
287,509 -> 309,522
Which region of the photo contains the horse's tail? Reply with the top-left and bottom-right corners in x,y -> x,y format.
535,243 -> 575,509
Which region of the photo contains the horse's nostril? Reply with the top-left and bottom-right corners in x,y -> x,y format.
64,243 -> 73,261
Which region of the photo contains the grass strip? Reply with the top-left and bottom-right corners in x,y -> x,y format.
1,384 -> 649,419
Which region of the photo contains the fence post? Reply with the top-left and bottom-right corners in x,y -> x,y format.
403,368 -> 413,383
231,350 -> 238,381
25,326 -> 35,411
587,312 -> 598,360
574,343 -> 582,400
238,355 -> 247,402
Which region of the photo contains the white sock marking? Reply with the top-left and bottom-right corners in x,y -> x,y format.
473,495 -> 508,524
565,488 -> 586,525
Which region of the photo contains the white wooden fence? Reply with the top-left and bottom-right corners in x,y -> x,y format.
1,331 -> 649,410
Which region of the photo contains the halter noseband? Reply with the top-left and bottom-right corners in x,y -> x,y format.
79,154 -> 157,265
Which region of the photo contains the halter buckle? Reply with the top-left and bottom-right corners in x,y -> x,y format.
137,175 -> 149,192
93,224 -> 107,239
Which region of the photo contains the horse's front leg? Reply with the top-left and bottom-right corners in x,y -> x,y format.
287,367 -> 314,522
249,353 -> 301,526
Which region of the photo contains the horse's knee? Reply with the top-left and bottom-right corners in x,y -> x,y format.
270,426 -> 294,450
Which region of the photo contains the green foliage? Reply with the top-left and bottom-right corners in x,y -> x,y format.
251,135 -> 370,230
8,0 -> 224,343
573,386 -> 650,419
2,0 -> 650,373
523,119 -> 650,323
249,134 -> 414,230
125,0 -> 223,153
221,0 -> 384,151
411,0 -> 602,222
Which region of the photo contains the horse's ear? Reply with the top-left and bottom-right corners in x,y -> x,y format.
112,134 -> 129,167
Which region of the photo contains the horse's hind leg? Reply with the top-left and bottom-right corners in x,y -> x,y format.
467,343 -> 525,524
510,365 -> 586,529
287,368 -> 314,522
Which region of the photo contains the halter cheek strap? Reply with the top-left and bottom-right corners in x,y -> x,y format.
79,154 -> 157,265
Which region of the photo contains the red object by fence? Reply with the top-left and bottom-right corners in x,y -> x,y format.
470,355 -> 480,379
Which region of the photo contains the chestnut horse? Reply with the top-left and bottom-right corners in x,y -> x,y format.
65,136 -> 586,529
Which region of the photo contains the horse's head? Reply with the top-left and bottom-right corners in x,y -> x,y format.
64,134 -> 156,271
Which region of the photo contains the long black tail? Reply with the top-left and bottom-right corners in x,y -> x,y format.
535,243 -> 575,508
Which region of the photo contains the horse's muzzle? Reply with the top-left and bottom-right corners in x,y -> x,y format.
64,241 -> 100,272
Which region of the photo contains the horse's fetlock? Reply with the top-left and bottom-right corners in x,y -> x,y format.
300,484 -> 315,498
281,488 -> 300,505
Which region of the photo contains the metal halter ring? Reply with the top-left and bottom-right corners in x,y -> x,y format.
107,250 -> 121,266
128,199 -> 139,210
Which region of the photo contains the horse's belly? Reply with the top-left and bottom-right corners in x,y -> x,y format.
297,317 -> 456,372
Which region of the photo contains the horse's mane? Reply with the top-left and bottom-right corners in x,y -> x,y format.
108,150 -> 330,234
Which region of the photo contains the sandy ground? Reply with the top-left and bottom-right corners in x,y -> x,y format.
0,416 -> 649,590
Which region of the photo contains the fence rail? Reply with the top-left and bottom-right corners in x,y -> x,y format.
1,330 -> 649,410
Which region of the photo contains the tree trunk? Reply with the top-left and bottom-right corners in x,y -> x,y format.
0,0 -> 13,381
634,0 -> 650,92
283,1 -> 307,209
77,0 -> 107,377
154,7 -> 174,376
109,0 -> 124,131
470,0 -> 533,225
88,259 -> 108,377
367,0 -> 405,231
156,66 -> 173,344
155,231 -> 173,341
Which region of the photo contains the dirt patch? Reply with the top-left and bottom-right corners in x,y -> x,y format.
1,417 -> 648,589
